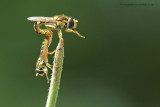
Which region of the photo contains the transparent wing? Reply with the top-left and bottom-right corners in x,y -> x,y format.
27,17 -> 57,22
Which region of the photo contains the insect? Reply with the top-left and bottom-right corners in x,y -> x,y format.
27,15 -> 85,83
27,15 -> 85,39
35,31 -> 53,83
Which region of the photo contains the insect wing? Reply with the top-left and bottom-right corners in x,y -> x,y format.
27,17 -> 57,22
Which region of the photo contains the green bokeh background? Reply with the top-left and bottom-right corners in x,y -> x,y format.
0,0 -> 160,107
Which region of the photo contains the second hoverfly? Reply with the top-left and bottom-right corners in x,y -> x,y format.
27,15 -> 85,83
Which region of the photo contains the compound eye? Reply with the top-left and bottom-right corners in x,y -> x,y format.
36,69 -> 44,74
67,17 -> 74,28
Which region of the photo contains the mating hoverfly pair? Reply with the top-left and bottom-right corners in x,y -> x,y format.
27,15 -> 85,83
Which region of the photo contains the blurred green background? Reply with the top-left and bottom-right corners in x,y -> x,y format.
0,0 -> 160,107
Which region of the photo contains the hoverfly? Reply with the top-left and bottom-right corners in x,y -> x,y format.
27,15 -> 85,83
35,31 -> 53,83
27,15 -> 85,39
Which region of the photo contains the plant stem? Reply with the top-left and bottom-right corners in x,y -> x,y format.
45,38 -> 64,107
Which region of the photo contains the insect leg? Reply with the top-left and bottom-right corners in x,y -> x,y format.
44,70 -> 49,83
46,63 -> 53,71
48,50 -> 56,55
65,29 -> 85,38
58,29 -> 62,39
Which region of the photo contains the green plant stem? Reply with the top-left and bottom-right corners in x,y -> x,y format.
45,38 -> 64,107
